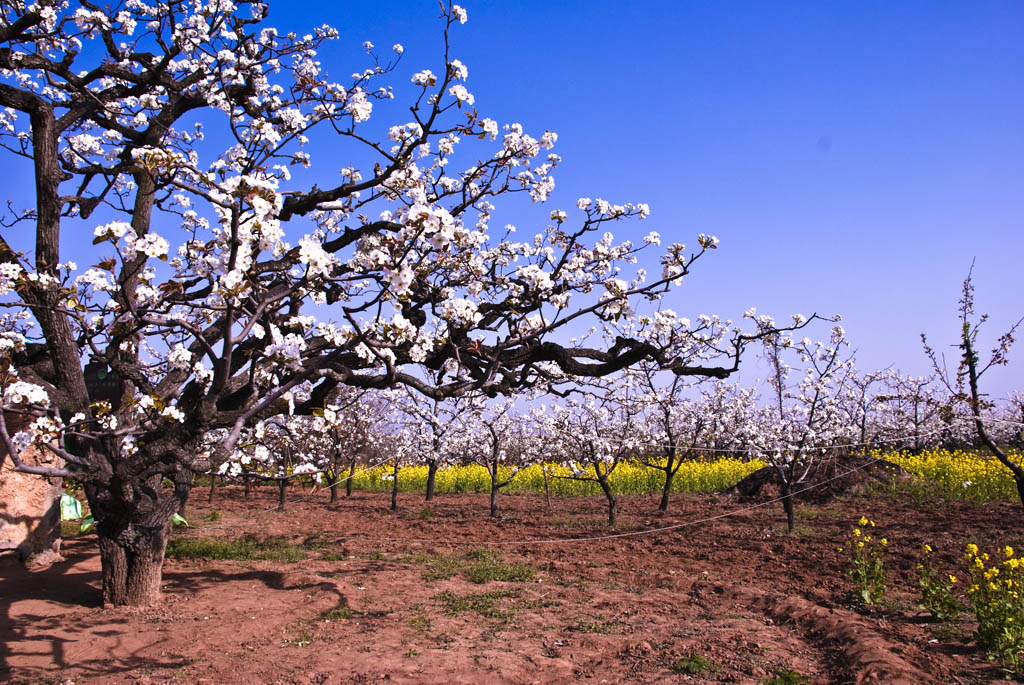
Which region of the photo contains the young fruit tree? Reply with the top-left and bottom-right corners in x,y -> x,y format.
454,397 -> 536,518
391,387 -> 479,502
311,388 -> 386,503
0,1 -> 806,606
630,367 -> 755,512
922,269 -> 1024,506
872,372 -> 952,451
543,386 -> 643,525
219,412 -> 325,511
742,318 -> 855,532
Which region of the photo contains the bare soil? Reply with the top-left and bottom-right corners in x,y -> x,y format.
2,486 -> 1020,684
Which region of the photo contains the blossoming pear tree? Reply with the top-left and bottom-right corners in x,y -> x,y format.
311,388 -> 387,503
741,318 -> 856,531
390,386 -> 481,502
872,372 -> 951,451
220,412 -> 324,510
541,385 -> 644,525
630,374 -> 756,512
0,1 -> 807,606
453,397 -> 537,518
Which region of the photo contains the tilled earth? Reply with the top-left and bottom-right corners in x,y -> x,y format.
1,486 -> 1020,683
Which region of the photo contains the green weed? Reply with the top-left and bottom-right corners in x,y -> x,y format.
672,653 -> 718,676
166,536 -> 306,562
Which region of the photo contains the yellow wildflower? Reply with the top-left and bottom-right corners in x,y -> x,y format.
858,516 -> 868,526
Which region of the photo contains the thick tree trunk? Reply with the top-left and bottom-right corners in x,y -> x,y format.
598,477 -> 616,525
781,481 -> 795,532
390,462 -> 399,511
345,458 -> 356,497
328,461 -> 339,504
488,462 -> 499,517
425,459 -> 438,501
97,531 -> 168,606
208,474 -> 217,504
243,474 -> 251,498
277,479 -> 287,511
86,475 -> 184,607
659,468 -> 675,512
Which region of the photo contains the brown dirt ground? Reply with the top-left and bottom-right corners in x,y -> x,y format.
1,486 -> 1021,684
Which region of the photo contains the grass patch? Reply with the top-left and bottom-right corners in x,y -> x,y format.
204,511 -> 222,522
567,618 -> 617,634
60,521 -> 88,538
434,588 -> 521,619
463,549 -> 535,583
166,536 -> 306,562
672,653 -> 718,676
321,551 -> 346,561
321,607 -> 356,621
408,615 -> 432,632
762,666 -> 813,685
412,548 -> 533,583
415,551 -> 464,581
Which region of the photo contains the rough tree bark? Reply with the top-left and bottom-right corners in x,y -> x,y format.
425,458 -> 438,502
85,474 -> 188,606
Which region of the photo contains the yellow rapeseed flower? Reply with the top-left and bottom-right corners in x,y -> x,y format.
1004,545 -> 1015,558
923,544 -> 933,554
966,543 -> 979,557
859,516 -> 869,526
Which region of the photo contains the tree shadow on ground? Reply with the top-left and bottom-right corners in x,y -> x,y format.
0,537 -> 347,681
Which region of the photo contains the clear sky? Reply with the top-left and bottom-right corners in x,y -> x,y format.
276,0 -> 1020,397
5,1 -> 1022,398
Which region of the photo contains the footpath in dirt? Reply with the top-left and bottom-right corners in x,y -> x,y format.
1,487 -> 1019,684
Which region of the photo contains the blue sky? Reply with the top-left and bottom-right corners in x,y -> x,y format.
5,1 -> 1022,398
290,0 -> 1021,396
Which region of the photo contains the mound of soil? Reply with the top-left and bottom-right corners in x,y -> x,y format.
0,485 -> 1014,683
726,455 -> 912,503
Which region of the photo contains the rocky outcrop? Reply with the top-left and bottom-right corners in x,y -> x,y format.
0,413 -> 63,566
